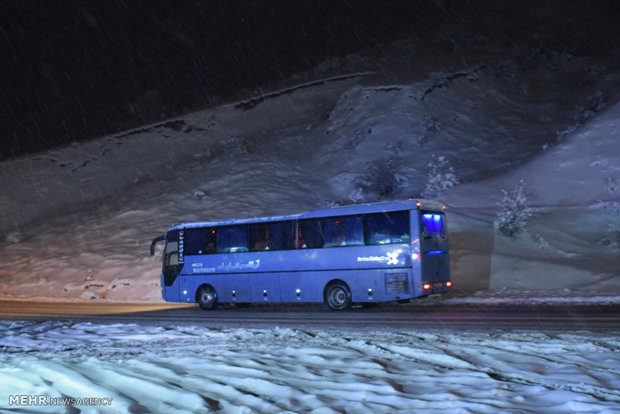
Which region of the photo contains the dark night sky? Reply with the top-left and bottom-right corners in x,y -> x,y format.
2,0 -> 620,160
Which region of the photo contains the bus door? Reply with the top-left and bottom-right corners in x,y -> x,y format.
418,211 -> 450,290
160,229 -> 183,301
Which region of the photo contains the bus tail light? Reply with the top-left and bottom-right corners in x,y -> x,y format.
446,281 -> 452,287
423,283 -> 431,290
412,253 -> 420,261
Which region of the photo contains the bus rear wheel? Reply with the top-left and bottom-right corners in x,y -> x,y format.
325,281 -> 352,311
196,285 -> 217,310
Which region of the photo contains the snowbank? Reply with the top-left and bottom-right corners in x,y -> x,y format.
1,320 -> 618,413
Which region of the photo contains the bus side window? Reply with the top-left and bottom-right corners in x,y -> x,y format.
293,222 -> 306,248
165,241 -> 179,265
296,219 -> 323,249
282,221 -> 300,249
205,229 -> 216,253
217,226 -> 249,253
250,223 -> 269,251
365,211 -> 410,245
267,222 -> 285,250
345,216 -> 364,245
324,216 -> 363,247
184,228 -> 216,255
250,222 -> 286,251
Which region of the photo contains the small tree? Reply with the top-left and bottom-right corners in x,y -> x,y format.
422,154 -> 458,198
356,158 -> 405,199
494,179 -> 533,237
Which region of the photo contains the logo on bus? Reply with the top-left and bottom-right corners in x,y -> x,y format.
386,251 -> 399,265
217,259 -> 262,272
178,230 -> 185,263
357,250 -> 402,265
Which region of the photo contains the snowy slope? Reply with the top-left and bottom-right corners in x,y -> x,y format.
443,101 -> 619,294
0,51 -> 619,302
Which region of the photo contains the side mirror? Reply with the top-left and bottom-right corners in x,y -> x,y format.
150,235 -> 166,256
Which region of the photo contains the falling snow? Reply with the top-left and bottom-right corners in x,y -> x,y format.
1,3 -> 620,411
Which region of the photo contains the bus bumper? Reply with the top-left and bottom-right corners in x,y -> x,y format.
421,281 -> 452,295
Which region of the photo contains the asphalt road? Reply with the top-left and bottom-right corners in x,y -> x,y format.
1,299 -> 618,331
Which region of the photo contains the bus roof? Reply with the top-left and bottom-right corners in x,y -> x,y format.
170,198 -> 445,231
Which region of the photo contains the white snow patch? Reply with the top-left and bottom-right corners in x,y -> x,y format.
1,321 -> 618,413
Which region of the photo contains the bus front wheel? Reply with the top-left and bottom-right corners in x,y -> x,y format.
325,281 -> 352,311
196,285 -> 217,310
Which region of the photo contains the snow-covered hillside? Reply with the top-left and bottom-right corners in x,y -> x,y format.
0,49 -> 619,302
444,99 -> 619,293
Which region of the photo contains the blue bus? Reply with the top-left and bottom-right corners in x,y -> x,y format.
150,199 -> 451,310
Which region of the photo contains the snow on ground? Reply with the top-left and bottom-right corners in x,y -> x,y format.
1,320 -> 619,413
